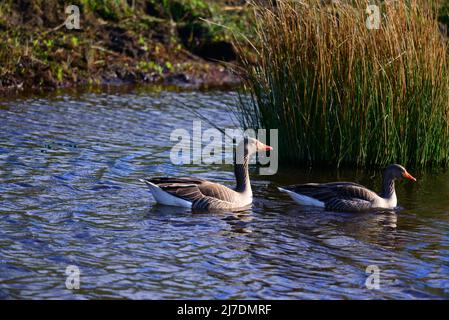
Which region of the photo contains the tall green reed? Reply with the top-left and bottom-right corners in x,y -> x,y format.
236,0 -> 449,168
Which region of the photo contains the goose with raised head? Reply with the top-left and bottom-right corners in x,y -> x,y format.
278,164 -> 416,212
140,137 -> 273,210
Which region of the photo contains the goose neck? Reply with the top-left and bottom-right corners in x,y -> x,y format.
381,174 -> 396,199
234,154 -> 251,193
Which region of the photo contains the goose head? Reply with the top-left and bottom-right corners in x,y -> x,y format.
237,137 -> 273,158
384,164 -> 417,182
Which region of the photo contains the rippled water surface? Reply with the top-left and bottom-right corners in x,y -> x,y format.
1,86 -> 448,299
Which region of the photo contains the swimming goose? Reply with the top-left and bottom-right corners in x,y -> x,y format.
140,137 -> 273,210
278,164 -> 416,212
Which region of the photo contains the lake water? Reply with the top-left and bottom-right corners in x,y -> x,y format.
0,86 -> 448,299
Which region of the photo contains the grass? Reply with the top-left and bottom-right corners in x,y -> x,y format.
236,0 -> 449,169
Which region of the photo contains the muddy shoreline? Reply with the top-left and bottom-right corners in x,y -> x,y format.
0,1 -> 249,95
0,64 -> 242,96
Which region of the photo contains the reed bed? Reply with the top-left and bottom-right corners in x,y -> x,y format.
236,0 -> 449,168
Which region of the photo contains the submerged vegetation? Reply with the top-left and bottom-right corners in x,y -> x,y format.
237,0 -> 449,169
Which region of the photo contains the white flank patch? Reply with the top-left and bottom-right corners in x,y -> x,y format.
372,191 -> 397,209
140,179 -> 192,208
278,187 -> 325,208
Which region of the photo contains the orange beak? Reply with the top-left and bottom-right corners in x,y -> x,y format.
259,143 -> 273,151
403,171 -> 417,182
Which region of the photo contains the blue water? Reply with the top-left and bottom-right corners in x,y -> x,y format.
0,86 -> 448,299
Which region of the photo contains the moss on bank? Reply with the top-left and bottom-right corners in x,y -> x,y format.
0,0 -> 254,92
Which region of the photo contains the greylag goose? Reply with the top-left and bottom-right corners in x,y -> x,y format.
278,164 -> 416,212
140,137 -> 273,210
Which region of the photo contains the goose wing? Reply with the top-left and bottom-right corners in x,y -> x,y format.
285,182 -> 378,211
146,177 -> 237,203
286,182 -> 377,201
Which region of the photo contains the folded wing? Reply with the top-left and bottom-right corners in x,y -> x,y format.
285,182 -> 378,211
145,177 -> 238,208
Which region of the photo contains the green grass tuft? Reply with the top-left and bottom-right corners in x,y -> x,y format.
236,0 -> 449,169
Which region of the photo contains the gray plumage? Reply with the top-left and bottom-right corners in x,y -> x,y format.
279,164 -> 416,212
143,176 -> 246,210
282,182 -> 378,212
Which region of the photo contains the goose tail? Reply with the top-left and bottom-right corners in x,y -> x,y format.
278,186 -> 325,208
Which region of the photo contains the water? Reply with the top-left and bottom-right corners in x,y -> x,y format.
0,86 -> 448,299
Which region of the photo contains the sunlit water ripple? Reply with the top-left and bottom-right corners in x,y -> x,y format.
0,87 -> 448,299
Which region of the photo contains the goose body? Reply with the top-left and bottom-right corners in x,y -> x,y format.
141,137 -> 272,210
140,177 -> 253,210
279,164 -> 416,212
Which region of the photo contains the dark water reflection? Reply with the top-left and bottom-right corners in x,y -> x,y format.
0,86 -> 448,299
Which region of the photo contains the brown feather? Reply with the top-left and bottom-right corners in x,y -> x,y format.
146,177 -> 239,209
